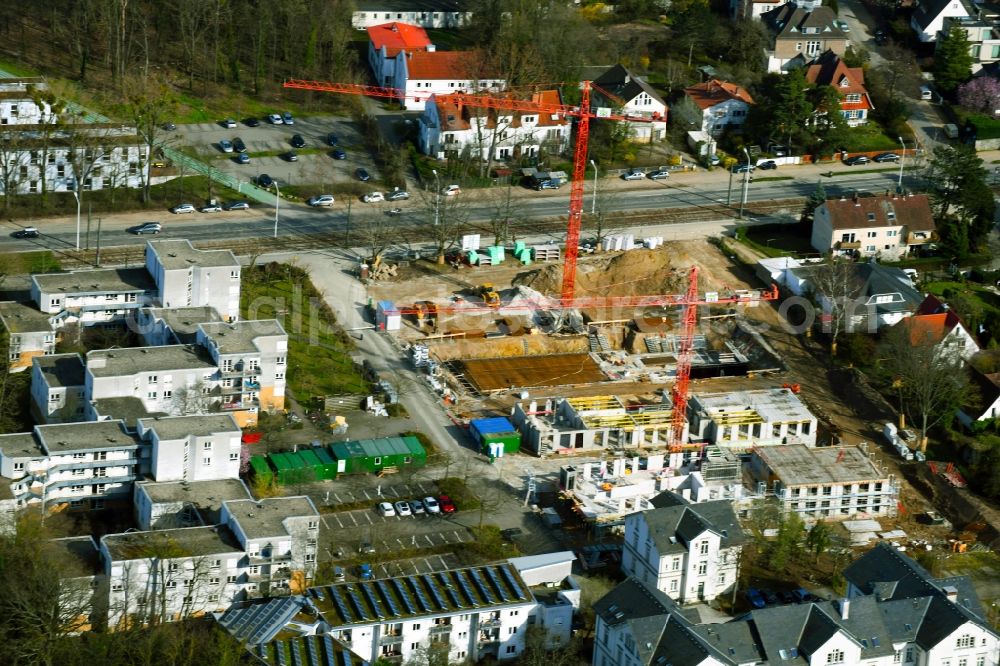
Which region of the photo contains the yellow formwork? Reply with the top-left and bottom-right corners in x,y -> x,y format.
567,395 -> 623,411
710,409 -> 764,425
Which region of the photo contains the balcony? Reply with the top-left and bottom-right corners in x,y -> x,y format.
47,457 -> 138,474
248,552 -> 292,565
220,399 -> 258,411
378,634 -> 403,646
836,240 -> 861,250
429,624 -> 453,635
244,380 -> 261,390
906,231 -> 936,245
479,618 -> 502,629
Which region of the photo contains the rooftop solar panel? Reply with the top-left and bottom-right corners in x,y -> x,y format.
423,573 -> 448,610
361,583 -> 386,619
500,564 -> 526,599
346,586 -> 369,621
469,568 -> 497,604
329,586 -> 354,623
276,642 -> 287,666
392,578 -> 417,614
485,567 -> 511,602
408,576 -> 433,613
305,636 -> 321,666
377,580 -> 402,617
290,638 -> 304,666
453,571 -> 478,606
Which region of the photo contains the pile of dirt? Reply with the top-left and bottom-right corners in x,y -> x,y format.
513,249 -> 686,298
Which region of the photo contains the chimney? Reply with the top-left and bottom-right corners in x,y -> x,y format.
427,44 -> 436,52
943,585 -> 958,603
839,598 -> 850,620
624,74 -> 630,85
853,192 -> 860,206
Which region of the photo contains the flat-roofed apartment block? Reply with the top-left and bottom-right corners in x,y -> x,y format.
0,300 -> 57,371
136,305 -> 222,346
0,420 -> 141,512
216,552 -> 578,664
49,535 -> 108,633
0,77 -> 55,125
687,388 -> 817,453
134,477 -> 251,531
31,267 -> 156,327
136,414 -> 243,483
102,495 -> 318,628
750,444 -> 898,520
31,352 -> 86,423
511,395 -> 691,463
197,320 -> 288,421
145,240 -> 241,323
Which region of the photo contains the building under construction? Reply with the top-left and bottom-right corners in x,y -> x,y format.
749,444 -> 898,520
686,388 -> 817,454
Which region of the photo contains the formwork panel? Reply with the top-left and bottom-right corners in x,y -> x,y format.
456,353 -> 606,393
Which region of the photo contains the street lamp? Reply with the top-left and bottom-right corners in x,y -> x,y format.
766,238 -> 776,247
273,181 -> 280,239
71,184 -> 81,250
432,168 -> 441,227
897,136 -> 906,192
590,159 -> 598,215
739,147 -> 751,220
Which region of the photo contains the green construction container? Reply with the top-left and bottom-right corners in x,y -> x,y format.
282,451 -> 318,485
467,250 -> 480,265
269,452 -> 295,485
249,456 -> 273,484
312,447 -> 339,480
329,436 -> 427,475
488,246 -> 505,264
514,241 -> 526,255
297,448 -> 331,481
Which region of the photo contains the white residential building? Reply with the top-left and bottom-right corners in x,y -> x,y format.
418,91 -> 571,160
133,477 -> 251,531
621,491 -> 744,604
682,79 -> 755,137
144,240 -> 241,322
592,65 -> 668,141
912,0 -> 972,42
367,22 -> 433,88
135,414 -> 244,483
30,267 -> 156,326
31,352 -> 86,423
0,77 -> 54,125
50,535 -> 108,633
596,543 -> 999,666
0,300 -> 58,372
686,388 -> 818,453
352,0 -> 472,30
136,305 -> 222,346
384,50 -> 505,111
102,496 -> 320,629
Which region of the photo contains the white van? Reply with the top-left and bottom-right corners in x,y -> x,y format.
943,123 -> 959,139
920,85 -> 933,101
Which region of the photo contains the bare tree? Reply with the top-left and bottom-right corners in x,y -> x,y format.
358,209 -> 394,266
419,188 -> 470,264
485,182 -> 527,246
171,379 -> 215,415
0,132 -> 29,210
807,256 -> 865,356
879,324 -> 970,451
119,74 -> 175,204
583,179 -> 621,248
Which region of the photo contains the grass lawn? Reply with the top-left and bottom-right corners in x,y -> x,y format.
736,222 -> 817,258
0,250 -> 62,275
172,88 -> 358,125
924,280 -> 1000,315
843,124 -> 905,152
240,264 -> 368,405
0,59 -> 37,77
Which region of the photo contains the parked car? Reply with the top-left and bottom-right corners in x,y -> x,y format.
757,160 -> 778,170
501,528 -> 523,541
11,227 -> 39,239
709,154 -> 721,166
129,222 -> 162,235
363,192 -> 384,203
257,173 -> 274,188
267,113 -> 283,124
218,139 -> 234,153
386,189 -> 410,201
621,168 -> 645,181
235,152 -> 250,164
331,149 -> 346,160
163,122 -> 177,131
171,203 -> 196,214
355,167 -> 371,181
441,184 -> 461,196
393,501 -> 412,517
409,499 -> 426,515
746,588 -> 766,609
844,155 -> 870,166
833,19 -> 850,32
200,203 -> 223,213
791,588 -> 816,603
282,112 -> 294,125
377,501 -> 396,517
307,194 -> 335,207
534,178 -> 560,190
233,137 -> 247,152
223,201 -> 250,211
778,590 -> 797,604
763,590 -> 780,606
221,118 -> 237,128
284,150 -> 298,162
423,496 -> 441,514
332,566 -> 346,582
358,564 -> 373,581
359,542 -> 376,555
874,28 -> 888,45
244,117 -> 260,127
873,152 -> 901,163
768,143 -> 788,156
439,495 -> 457,513
326,133 -> 339,146
290,134 -> 305,148
647,169 -> 670,180
731,163 -> 755,173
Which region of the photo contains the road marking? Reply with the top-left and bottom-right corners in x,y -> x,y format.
321,515 -> 336,530
363,512 -> 373,525
348,513 -> 358,527
333,493 -> 343,503
362,489 -> 371,499
425,534 -> 434,546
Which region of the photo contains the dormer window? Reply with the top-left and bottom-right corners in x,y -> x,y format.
867,213 -> 876,222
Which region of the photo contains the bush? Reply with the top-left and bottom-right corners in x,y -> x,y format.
436,477 -> 480,510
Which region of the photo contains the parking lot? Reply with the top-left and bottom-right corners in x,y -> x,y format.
167,115 -> 383,192
311,479 -> 442,511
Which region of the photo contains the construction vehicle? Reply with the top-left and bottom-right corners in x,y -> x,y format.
479,284 -> 501,307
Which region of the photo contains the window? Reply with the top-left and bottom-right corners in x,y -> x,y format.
163,389 -> 172,399
845,93 -> 862,103
165,580 -> 177,589
208,593 -> 220,603
508,627 -> 517,635
957,635 -> 975,649
147,391 -> 157,399
229,452 -> 239,462
672,557 -> 681,571
699,541 -> 709,555
275,372 -> 285,381
148,374 -> 157,383
867,230 -> 877,238
308,520 -> 319,530
276,356 -> 286,366
305,553 -> 316,563
211,559 -> 221,570
12,462 -> 24,472
866,245 -> 876,253
510,610 -> 520,616
374,457 -> 382,465
227,575 -> 237,583
827,650 -> 844,664
669,579 -> 678,592
718,573 -> 726,585
230,270 -> 239,279
697,562 -> 708,575
411,623 -> 421,631
202,456 -> 211,466
112,583 -> 124,592
203,441 -> 213,451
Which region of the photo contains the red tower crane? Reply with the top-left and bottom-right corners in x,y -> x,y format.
282,79 -> 778,450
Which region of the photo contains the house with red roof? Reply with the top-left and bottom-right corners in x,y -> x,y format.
417,91 -> 570,160
367,22 -> 433,88
811,192 -> 937,261
682,79 -> 755,137
378,48 -> 505,111
804,51 -> 873,127
893,294 -> 979,361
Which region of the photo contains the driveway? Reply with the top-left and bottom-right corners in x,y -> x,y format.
838,0 -> 885,66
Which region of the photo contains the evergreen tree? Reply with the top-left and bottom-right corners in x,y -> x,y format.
933,24 -> 974,95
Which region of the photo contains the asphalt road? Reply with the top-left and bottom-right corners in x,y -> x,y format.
0,169 -> 908,253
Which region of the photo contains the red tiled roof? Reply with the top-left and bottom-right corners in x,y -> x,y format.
917,294 -> 947,316
367,22 -> 431,54
805,52 -> 872,111
898,312 -> 962,346
683,79 -> 754,110
823,194 -> 936,232
433,90 -> 567,129
406,51 -> 488,81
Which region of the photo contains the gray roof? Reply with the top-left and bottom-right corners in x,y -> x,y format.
199,320 -> 287,355
137,478 -> 250,506
32,267 -> 155,295
765,4 -> 845,41
225,497 -> 319,541
754,445 -> 888,486
0,432 -> 42,458
0,300 -> 53,333
49,536 -> 102,577
90,397 -> 166,424
644,491 -> 746,552
139,414 -> 241,441
791,262 -> 924,316
147,239 -> 239,270
142,306 -> 222,344
592,64 -> 666,107
33,353 -> 85,388
913,0 -> 970,30
103,524 -> 244,560
35,420 -> 140,453
87,344 -> 217,377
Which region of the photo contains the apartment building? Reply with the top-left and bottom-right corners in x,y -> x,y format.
102,495 -> 319,628
134,477 -> 251,531
686,388 -> 818,453
595,546 -> 999,666
811,193 -> 937,260
383,50 -> 505,111
31,267 -> 156,327
368,22 -> 433,88
215,552 -> 578,664
31,352 -> 86,423
0,77 -> 54,124
621,491 -> 745,604
136,305 -> 222,346
135,414 -> 244,483
939,15 -> 1000,72
50,535 -> 108,633
352,0 -> 472,29
763,4 -> 848,72
196,319 -> 288,418
144,240 -> 241,323
0,300 -> 57,371
749,444 -> 899,520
